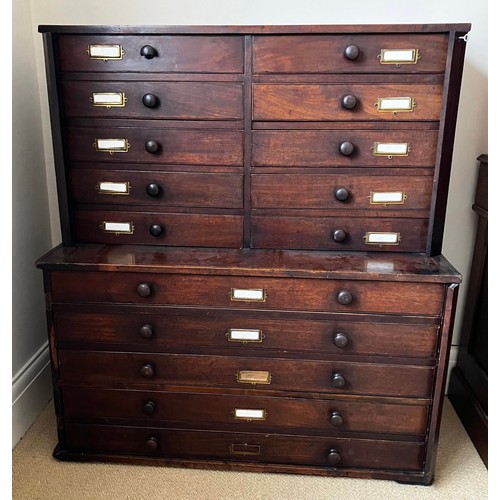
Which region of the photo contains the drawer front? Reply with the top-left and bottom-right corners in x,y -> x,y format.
63,388 -> 430,435
54,308 -> 439,358
65,424 -> 425,470
62,81 -> 243,120
253,34 -> 448,74
73,211 -> 243,247
252,173 -> 432,211
253,84 -> 442,122
58,351 -> 435,397
50,272 -> 445,316
69,170 -> 243,208
252,216 -> 428,252
58,35 -> 244,73
252,130 -> 438,167
66,127 -> 244,166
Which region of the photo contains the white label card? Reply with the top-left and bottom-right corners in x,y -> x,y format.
102,222 -> 132,233
228,329 -> 262,342
96,138 -> 128,151
89,45 -> 122,59
234,409 -> 266,420
231,289 -> 265,301
378,97 -> 413,111
92,93 -> 125,106
373,143 -> 409,156
98,182 -> 129,194
371,192 -> 404,203
381,49 -> 417,63
366,232 -> 400,244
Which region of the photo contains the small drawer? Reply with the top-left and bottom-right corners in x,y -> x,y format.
65,424 -> 425,470
58,351 -> 435,398
251,216 -> 428,252
253,34 -> 448,74
50,272 -> 444,316
62,81 -> 243,120
252,173 -> 432,211
53,307 -> 439,358
252,130 -> 438,167
253,84 -> 442,121
66,127 -> 244,166
58,35 -> 244,73
63,388 -> 430,436
69,170 -> 243,208
73,210 -> 243,247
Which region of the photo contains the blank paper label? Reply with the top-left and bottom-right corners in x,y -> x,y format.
366,232 -> 399,244
95,138 -> 128,151
228,329 -> 262,342
371,192 -> 404,204
378,97 -> 413,111
92,93 -> 125,106
102,222 -> 132,233
373,143 -> 409,156
89,45 -> 122,59
98,182 -> 129,194
231,289 -> 265,301
234,409 -> 265,420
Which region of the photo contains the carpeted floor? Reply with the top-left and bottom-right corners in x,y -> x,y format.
12,397 -> 487,499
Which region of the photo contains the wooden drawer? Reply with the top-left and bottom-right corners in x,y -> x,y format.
65,424 -> 425,470
73,211 -> 243,247
53,307 -> 440,358
66,127 -> 244,166
253,84 -> 442,122
252,216 -> 428,252
49,272 -> 445,316
68,169 -> 243,208
253,34 -> 448,74
61,81 -> 243,120
62,388 -> 430,436
58,35 -> 244,73
58,351 -> 435,397
252,130 -> 438,167
252,173 -> 432,211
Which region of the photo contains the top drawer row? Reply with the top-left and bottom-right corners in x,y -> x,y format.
57,34 -> 448,74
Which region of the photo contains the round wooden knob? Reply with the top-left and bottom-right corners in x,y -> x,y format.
142,93 -> 159,108
143,401 -> 156,415
333,332 -> 349,348
140,45 -> 157,59
140,363 -> 155,378
344,45 -> 360,61
334,187 -> 349,202
139,324 -> 154,339
145,140 -> 160,153
136,283 -> 152,297
145,437 -> 159,452
146,183 -> 161,197
332,229 -> 347,242
330,411 -> 344,426
339,141 -> 355,156
327,449 -> 341,465
336,290 -> 353,305
341,94 -> 358,110
331,373 -> 346,388
149,224 -> 163,237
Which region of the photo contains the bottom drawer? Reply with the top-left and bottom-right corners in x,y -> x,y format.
65,424 -> 425,471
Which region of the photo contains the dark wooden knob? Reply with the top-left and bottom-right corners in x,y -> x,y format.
143,401 -> 156,415
146,183 -> 161,197
339,141 -> 355,156
333,332 -> 349,348
332,229 -> 347,242
341,94 -> 358,110
330,411 -> 344,426
334,187 -> 349,201
140,363 -> 155,378
327,449 -> 341,465
336,290 -> 353,305
145,140 -> 160,153
142,93 -> 159,108
145,437 -> 159,452
149,224 -> 163,237
137,283 -> 152,297
344,45 -> 360,61
140,45 -> 157,59
139,324 -> 154,339
332,373 -> 346,388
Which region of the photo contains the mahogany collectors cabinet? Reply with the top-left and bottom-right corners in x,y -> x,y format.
36,24 -> 470,485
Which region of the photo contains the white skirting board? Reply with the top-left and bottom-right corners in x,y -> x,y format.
12,343 -> 53,448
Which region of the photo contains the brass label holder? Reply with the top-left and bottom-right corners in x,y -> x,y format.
90,92 -> 127,109
93,138 -> 130,155
99,221 -> 135,235
236,370 -> 272,385
378,48 -> 420,66
369,191 -> 407,205
363,232 -> 401,246
226,329 -> 264,343
230,288 -> 268,303
96,181 -> 131,195
86,44 -> 125,62
375,97 -> 416,114
232,408 -> 268,421
230,443 -> 262,456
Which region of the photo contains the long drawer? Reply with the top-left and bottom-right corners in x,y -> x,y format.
62,81 -> 244,120
53,307 -> 440,358
252,130 -> 438,167
58,351 -> 435,397
253,84 -> 442,121
49,272 -> 445,316
65,424 -> 425,470
58,35 -> 244,73
62,388 -> 429,436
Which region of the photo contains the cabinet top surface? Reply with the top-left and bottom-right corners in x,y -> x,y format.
38,23 -> 471,34
36,245 -> 461,283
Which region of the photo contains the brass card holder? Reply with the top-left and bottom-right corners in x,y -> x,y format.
226,329 -> 264,343
236,370 -> 272,385
369,191 -> 407,205
99,221 -> 135,235
93,138 -> 130,155
363,232 -> 401,246
96,181 -> 131,195
230,443 -> 262,456
86,44 -> 125,62
375,97 -> 416,114
378,48 -> 420,66
90,92 -> 127,109
232,408 -> 268,421
372,142 -> 410,159
230,288 -> 268,302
